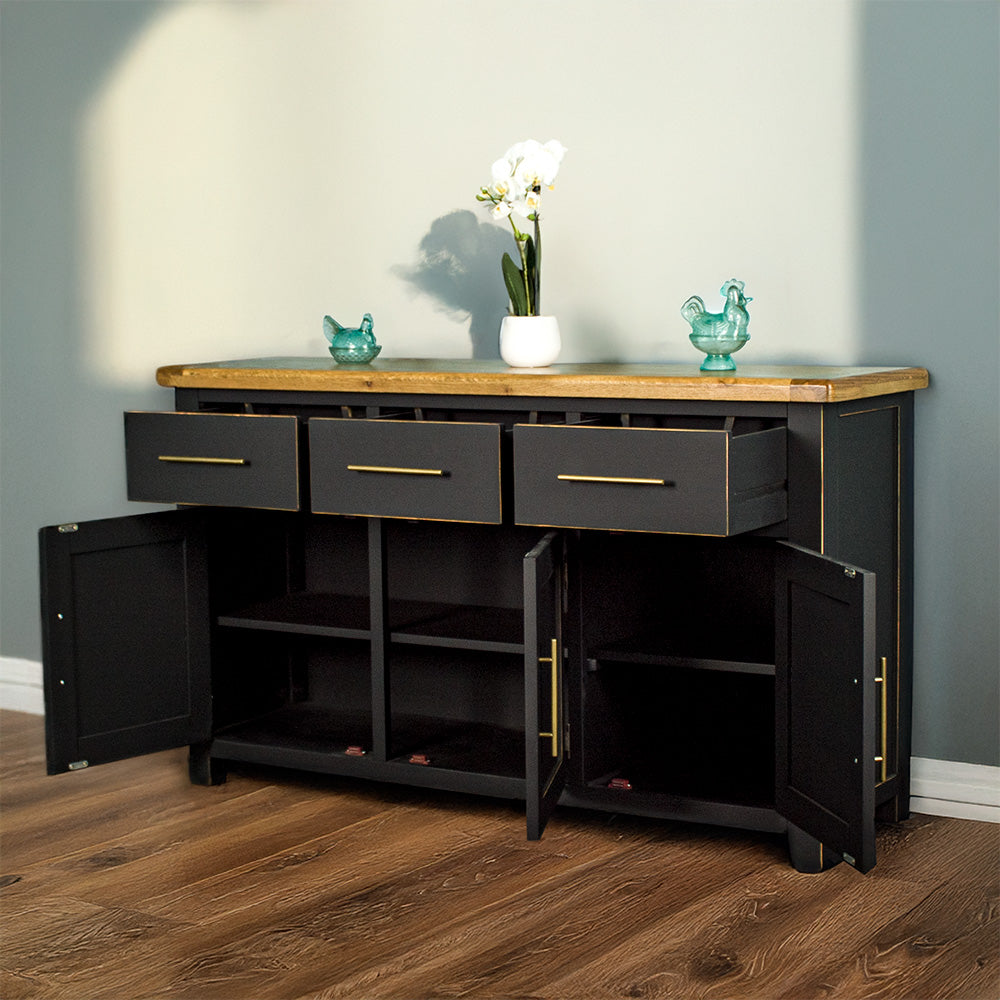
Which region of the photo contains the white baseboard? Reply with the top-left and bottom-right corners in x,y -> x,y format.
910,756 -> 1000,824
0,656 -> 44,715
2,657 -> 997,822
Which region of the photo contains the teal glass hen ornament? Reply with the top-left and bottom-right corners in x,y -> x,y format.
323,313 -> 381,364
681,279 -> 751,371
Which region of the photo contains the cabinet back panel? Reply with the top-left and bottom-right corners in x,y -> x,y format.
584,664 -> 775,806
305,641 -> 374,716
210,633 -> 372,727
389,647 -> 524,731
580,534 -> 776,660
210,630 -> 296,726
302,516 -> 370,597
386,522 -> 539,609
207,510 -> 297,613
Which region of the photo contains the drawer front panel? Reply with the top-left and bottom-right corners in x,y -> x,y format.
513,424 -> 786,535
309,419 -> 502,523
125,412 -> 300,510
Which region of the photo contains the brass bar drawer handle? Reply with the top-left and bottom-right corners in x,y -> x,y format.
347,464 -> 445,477
557,474 -> 666,486
158,455 -> 248,466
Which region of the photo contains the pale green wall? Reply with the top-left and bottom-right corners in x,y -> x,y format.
1,0 -> 997,765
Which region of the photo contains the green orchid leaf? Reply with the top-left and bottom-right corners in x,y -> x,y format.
526,232 -> 539,315
502,252 -> 528,316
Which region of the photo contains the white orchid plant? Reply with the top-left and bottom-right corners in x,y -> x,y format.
477,139 -> 567,316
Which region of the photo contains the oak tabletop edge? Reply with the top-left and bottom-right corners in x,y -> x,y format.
155,359 -> 929,403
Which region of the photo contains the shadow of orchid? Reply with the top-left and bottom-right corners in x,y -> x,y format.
393,210 -> 512,358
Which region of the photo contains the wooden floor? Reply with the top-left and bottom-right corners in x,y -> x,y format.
1,711 -> 997,1000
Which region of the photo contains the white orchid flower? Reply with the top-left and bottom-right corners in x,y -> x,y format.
501,139 -> 536,165
520,189 -> 542,215
476,139 -> 566,315
504,139 -> 566,189
490,159 -> 518,198
513,147 -> 565,194
542,139 -> 567,162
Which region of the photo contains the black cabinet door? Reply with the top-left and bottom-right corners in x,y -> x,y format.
524,531 -> 565,839
40,511 -> 212,774
775,541 -> 877,872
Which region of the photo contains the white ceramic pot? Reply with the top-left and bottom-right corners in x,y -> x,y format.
499,315 -> 561,368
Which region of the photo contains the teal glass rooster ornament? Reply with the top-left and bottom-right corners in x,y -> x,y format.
681,279 -> 751,371
323,313 -> 381,364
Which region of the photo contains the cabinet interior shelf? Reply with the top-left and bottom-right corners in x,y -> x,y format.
210,705 -> 526,795
218,593 -> 371,639
213,702 -> 371,755
591,633 -> 775,676
390,602 -> 524,653
587,768 -> 774,810
390,714 -> 525,781
218,593 -> 524,653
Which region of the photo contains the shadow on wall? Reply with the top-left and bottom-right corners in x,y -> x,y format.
393,210 -> 511,358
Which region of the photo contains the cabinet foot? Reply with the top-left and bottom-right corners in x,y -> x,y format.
787,822 -> 841,873
876,795 -> 910,823
188,743 -> 227,786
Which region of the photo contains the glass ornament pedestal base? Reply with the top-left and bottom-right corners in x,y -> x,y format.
689,333 -> 749,372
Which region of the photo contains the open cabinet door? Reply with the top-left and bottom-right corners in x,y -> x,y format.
524,531 -> 565,840
775,541 -> 877,872
40,510 -> 212,774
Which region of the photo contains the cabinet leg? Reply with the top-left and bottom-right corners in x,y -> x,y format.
876,794 -> 909,823
787,822 -> 842,873
188,743 -> 227,786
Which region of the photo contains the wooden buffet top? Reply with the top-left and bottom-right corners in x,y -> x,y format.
156,358 -> 929,404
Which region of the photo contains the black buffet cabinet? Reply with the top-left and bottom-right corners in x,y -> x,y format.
39,360 -> 928,873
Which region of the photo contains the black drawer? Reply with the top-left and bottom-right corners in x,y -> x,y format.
513,424 -> 787,535
309,419 -> 502,523
125,412 -> 300,510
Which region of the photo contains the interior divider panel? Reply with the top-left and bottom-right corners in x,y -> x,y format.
309,418 -> 502,523
125,411 -> 300,510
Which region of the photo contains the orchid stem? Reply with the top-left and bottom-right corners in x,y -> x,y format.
508,219 -> 533,315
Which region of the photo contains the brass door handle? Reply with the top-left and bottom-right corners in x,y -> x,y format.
158,455 -> 248,466
347,465 -> 445,476
538,638 -> 559,758
875,657 -> 889,782
557,474 -> 666,486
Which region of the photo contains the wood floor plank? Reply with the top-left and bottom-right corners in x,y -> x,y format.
0,894 -> 189,997
1,747 -> 259,869
535,868 -> 927,1000
282,823 -> 783,999
2,710 -> 997,1000
866,812 -> 1000,886
780,874 -> 1000,1000
2,784 -> 395,914
141,797 -> 518,922
63,813 -> 630,998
